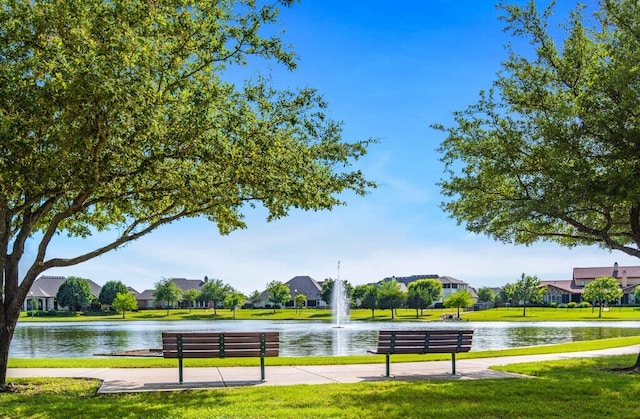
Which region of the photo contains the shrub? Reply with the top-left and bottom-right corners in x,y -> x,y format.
578,302 -> 591,308
567,302 -> 577,308
557,303 -> 567,308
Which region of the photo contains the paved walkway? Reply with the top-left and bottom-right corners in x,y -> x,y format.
7,345 -> 639,394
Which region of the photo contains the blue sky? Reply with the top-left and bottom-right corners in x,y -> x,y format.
42,1 -> 640,294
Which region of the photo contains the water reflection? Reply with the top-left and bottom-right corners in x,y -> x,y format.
10,320 -> 640,358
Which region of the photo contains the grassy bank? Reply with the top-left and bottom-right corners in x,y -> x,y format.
18,306 -> 640,322
3,354 -> 640,418
9,336 -> 640,368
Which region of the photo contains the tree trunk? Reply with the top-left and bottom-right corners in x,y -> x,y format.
0,317 -> 17,389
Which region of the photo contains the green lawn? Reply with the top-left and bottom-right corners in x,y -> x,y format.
18,306 -> 640,322
3,354 -> 640,418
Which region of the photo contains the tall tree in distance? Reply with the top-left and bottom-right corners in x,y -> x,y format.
266,281 -> 291,312
444,290 -> 474,319
406,279 -> 443,318
112,292 -> 137,319
98,280 -> 129,309
0,0 -> 375,388
513,274 -> 545,317
153,279 -> 182,316
199,279 -> 231,315
583,276 -> 623,318
56,277 -> 94,314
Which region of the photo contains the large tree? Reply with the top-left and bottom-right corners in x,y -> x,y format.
153,278 -> 182,315
376,279 -> 405,320
56,276 -> 94,314
435,0 -> 640,370
98,280 -> 129,308
513,274 -> 546,317
265,280 -> 290,312
444,290 -> 474,318
583,276 -> 623,318
199,278 -> 231,315
436,0 -> 640,256
406,279 -> 442,318
0,0 -> 374,388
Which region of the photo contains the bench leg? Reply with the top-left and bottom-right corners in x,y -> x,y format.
385,354 -> 390,377
260,356 -> 266,381
451,353 -> 456,375
179,357 -> 184,384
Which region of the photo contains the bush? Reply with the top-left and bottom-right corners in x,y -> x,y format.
567,302 -> 577,308
557,303 -> 567,308
578,302 -> 591,308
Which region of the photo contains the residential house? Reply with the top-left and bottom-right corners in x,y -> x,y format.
255,275 -> 326,308
382,274 -> 477,305
22,275 -> 102,311
135,276 -> 210,309
540,263 -> 640,305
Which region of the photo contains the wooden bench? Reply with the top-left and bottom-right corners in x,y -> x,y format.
162,331 -> 280,383
368,329 -> 473,377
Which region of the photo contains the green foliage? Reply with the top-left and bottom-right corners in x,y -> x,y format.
435,0 -> 640,260
406,279 -> 443,317
181,289 -> 201,311
112,292 -> 137,319
320,278 -> 353,306
153,278 -> 182,315
0,0 -> 375,387
583,276 -> 623,317
98,280 -> 128,307
443,290 -> 474,317
513,274 -> 546,316
199,279 -> 231,314
567,302 -> 577,309
355,285 -> 378,318
477,286 -> 496,303
294,293 -> 307,309
265,281 -> 290,311
376,279 -> 406,319
55,277 -> 94,313
224,291 -> 246,319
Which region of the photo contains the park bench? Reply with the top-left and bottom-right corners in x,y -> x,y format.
162,331 -> 280,384
368,329 -> 474,377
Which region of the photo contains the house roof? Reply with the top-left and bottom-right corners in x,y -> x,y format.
170,277 -> 205,291
135,289 -> 155,300
27,275 -> 102,298
285,276 -> 322,298
540,280 -> 582,294
573,265 -> 640,280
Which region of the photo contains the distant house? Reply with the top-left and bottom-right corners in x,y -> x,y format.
135,276 -> 210,309
382,274 -> 477,304
255,275 -> 325,308
22,275 -> 102,311
540,263 -> 640,305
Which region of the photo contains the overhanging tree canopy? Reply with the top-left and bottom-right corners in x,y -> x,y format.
0,0 -> 375,388
436,0 -> 640,257
435,0 -> 640,370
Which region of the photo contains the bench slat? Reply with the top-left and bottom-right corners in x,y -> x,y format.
369,329 -> 474,377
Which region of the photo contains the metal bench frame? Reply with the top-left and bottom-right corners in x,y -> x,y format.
162,331 -> 280,383
368,329 -> 474,376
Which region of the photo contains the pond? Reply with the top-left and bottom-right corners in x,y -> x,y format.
10,320 -> 640,358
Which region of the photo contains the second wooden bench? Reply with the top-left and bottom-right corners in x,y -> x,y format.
162,331 -> 280,383
368,329 -> 474,377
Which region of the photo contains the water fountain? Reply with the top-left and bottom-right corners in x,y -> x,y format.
332,262 -> 349,328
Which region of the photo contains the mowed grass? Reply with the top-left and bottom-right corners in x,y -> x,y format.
18,305 -> 640,322
3,354 -> 640,418
9,336 -> 640,368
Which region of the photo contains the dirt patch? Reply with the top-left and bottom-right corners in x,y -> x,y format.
95,348 -> 163,357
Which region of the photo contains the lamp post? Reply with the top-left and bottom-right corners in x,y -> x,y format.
294,289 -> 298,314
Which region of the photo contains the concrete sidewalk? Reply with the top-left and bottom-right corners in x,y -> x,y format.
7,345 -> 639,394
